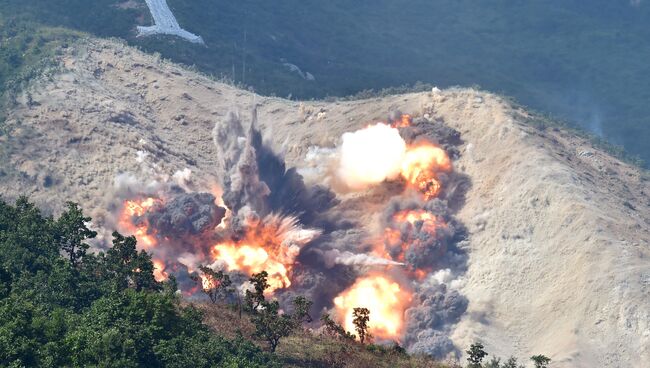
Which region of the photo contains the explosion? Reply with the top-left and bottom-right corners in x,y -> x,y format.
391,113 -> 412,128
401,145 -> 452,200
110,109 -> 467,357
336,123 -> 451,200
337,123 -> 406,190
333,274 -> 412,340
119,197 -> 161,249
210,215 -> 321,292
152,259 -> 168,282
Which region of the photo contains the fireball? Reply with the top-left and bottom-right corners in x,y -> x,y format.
337,123 -> 406,190
152,259 -> 168,282
210,214 -> 321,293
333,274 -> 412,340
391,114 -> 412,128
118,197 -> 161,249
400,144 -> 451,199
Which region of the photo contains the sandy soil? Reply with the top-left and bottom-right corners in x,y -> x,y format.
1,38 -> 648,367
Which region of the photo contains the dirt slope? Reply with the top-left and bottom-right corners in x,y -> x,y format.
1,38 -> 648,367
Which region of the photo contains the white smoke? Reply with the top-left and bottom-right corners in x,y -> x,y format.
323,249 -> 405,268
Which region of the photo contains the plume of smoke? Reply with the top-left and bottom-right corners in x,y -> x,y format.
381,198 -> 458,270
404,282 -> 468,358
212,110 -> 337,229
212,110 -> 270,220
143,192 -> 226,238
322,249 -> 404,268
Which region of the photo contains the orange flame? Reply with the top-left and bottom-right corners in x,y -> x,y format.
119,197 -> 161,250
391,114 -> 412,128
209,215 -> 318,293
333,275 -> 411,340
152,259 -> 168,282
376,209 -> 447,269
199,273 -> 217,290
401,144 -> 451,200
211,242 -> 290,292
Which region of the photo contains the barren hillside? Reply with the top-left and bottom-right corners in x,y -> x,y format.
1,38 -> 648,367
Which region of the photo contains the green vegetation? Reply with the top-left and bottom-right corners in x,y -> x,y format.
530,355 -> 551,368
1,0 -> 650,165
0,197 -> 276,367
0,197 -> 455,367
466,343 -> 488,368
352,307 -> 371,344
465,342 -> 552,368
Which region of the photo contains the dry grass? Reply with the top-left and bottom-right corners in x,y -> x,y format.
190,301 -> 454,368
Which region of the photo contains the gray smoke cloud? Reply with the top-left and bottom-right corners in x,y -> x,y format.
381,197 -> 459,270
212,110 -> 271,222
110,108 -> 470,359
143,192 -> 226,238
404,282 -> 468,357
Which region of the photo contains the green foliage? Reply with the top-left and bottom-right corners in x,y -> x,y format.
252,299 -> 296,353
0,198 -> 277,367
54,201 -> 97,267
352,307 -> 371,344
244,270 -> 269,312
101,231 -> 161,293
502,356 -> 525,368
466,342 -> 488,368
292,295 -> 313,323
245,271 -> 312,353
530,355 -> 551,368
320,312 -> 355,341
193,265 -> 233,304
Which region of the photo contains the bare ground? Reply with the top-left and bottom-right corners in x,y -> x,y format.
1,38 -> 648,367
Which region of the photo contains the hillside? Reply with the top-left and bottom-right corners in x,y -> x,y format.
0,38 -> 649,367
2,0 -> 650,166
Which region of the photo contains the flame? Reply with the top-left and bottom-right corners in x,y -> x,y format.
400,144 -> 451,200
336,123 -> 451,199
337,123 -> 407,189
199,273 -> 217,290
376,209 -> 447,268
210,215 -> 320,293
152,259 -> 168,282
333,275 -> 411,340
393,209 -> 444,234
118,197 -> 161,249
391,114 -> 412,128
211,243 -> 290,291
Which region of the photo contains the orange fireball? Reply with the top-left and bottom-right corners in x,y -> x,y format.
118,197 -> 161,250
391,114 -> 412,128
152,259 -> 168,282
209,215 -> 321,293
401,144 -> 451,199
333,275 -> 412,340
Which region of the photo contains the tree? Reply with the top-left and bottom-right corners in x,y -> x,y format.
352,307 -> 371,344
54,202 -> 97,267
530,355 -> 551,368
320,313 -> 355,341
245,271 -> 269,311
292,295 -> 313,323
101,231 -> 160,292
194,266 -> 233,304
466,342 -> 488,368
503,356 -> 525,368
252,300 -> 296,353
484,357 -> 501,368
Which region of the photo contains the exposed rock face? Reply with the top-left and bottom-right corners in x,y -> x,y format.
1,38 -> 649,367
